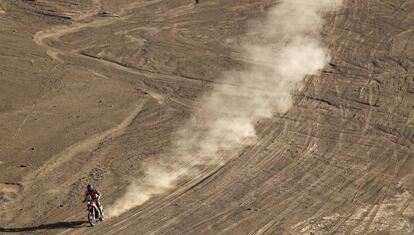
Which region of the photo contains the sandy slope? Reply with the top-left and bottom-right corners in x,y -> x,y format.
0,0 -> 413,234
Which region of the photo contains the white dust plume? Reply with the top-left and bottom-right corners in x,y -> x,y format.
107,0 -> 343,217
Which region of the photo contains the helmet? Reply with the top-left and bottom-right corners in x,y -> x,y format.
87,184 -> 94,192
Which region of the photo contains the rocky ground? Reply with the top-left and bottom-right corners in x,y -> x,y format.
0,0 -> 413,234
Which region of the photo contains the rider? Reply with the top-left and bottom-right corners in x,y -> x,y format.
83,184 -> 104,220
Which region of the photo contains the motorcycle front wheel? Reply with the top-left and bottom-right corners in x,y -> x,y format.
88,211 -> 96,227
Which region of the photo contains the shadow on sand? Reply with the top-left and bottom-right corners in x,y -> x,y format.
0,220 -> 88,232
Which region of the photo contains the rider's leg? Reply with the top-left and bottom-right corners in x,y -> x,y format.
96,200 -> 104,219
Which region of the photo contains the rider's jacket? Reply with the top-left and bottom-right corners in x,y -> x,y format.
85,189 -> 101,201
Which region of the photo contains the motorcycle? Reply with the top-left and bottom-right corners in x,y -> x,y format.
87,199 -> 103,226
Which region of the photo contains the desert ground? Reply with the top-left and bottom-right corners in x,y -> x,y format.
0,0 -> 413,234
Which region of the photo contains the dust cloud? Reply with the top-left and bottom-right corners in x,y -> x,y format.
107,0 -> 343,217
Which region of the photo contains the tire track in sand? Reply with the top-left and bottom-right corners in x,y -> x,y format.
33,0 -> 166,104
24,100 -> 148,183
33,0 -> 102,62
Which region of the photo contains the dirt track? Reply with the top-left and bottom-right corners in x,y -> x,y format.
0,0 -> 413,234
